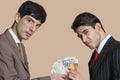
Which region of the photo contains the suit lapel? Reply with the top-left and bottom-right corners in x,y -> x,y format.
88,50 -> 95,76
4,29 -> 29,73
21,43 -> 29,72
89,37 -> 115,79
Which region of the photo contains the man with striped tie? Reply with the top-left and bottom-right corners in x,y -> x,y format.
69,12 -> 120,80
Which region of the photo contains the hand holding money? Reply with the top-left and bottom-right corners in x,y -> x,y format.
51,57 -> 79,80
51,57 -> 79,74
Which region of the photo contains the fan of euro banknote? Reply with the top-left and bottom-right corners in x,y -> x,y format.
51,57 -> 79,74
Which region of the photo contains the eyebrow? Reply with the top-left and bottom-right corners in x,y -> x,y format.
79,29 -> 88,35
28,16 -> 42,24
82,29 -> 88,33
77,29 -> 89,38
27,17 -> 34,21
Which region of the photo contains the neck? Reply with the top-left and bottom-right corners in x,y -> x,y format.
11,22 -> 22,41
100,32 -> 108,43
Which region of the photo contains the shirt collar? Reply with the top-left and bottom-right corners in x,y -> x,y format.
96,34 -> 111,54
8,28 -> 20,44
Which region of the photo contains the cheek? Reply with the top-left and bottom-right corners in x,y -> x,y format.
18,20 -> 29,29
92,33 -> 100,45
17,24 -> 25,35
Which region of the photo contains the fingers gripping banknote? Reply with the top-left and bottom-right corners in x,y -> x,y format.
51,57 -> 79,74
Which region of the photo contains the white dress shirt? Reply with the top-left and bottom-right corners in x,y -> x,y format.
96,34 -> 111,54
8,28 -> 20,45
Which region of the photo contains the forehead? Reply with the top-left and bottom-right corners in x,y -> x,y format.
22,15 -> 42,24
76,25 -> 93,33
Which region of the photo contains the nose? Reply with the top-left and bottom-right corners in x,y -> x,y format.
30,25 -> 36,32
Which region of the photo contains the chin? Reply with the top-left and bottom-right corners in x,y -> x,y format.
23,37 -> 29,40
88,46 -> 95,50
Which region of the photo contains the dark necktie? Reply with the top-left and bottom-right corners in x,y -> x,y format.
94,51 -> 99,64
18,43 -> 24,61
18,43 -> 29,69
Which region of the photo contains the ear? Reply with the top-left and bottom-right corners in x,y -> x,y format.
95,23 -> 102,31
15,13 -> 21,23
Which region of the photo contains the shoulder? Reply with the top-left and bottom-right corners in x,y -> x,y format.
107,36 -> 120,48
0,30 -> 9,43
0,33 -> 9,48
111,39 -> 120,53
106,37 -> 120,59
113,40 -> 120,49
0,32 -> 13,55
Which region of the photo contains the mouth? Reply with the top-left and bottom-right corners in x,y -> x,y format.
84,42 -> 94,49
85,42 -> 91,46
25,32 -> 32,37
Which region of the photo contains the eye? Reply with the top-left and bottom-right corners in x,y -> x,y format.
36,24 -> 41,29
83,30 -> 89,35
28,19 -> 34,24
77,34 -> 82,39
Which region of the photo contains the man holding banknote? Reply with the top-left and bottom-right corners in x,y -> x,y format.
51,12 -> 120,80
70,12 -> 120,80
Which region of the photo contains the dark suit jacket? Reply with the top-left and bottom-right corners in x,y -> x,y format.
0,29 -> 50,80
88,37 -> 120,80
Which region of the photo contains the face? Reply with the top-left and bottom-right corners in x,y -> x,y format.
14,13 -> 42,41
76,25 -> 101,49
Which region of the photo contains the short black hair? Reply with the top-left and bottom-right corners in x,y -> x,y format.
18,0 -> 47,24
71,12 -> 105,32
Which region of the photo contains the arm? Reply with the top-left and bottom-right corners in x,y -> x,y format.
31,74 -> 66,80
0,49 -> 21,80
31,76 -> 51,80
50,74 -> 66,80
111,47 -> 120,80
